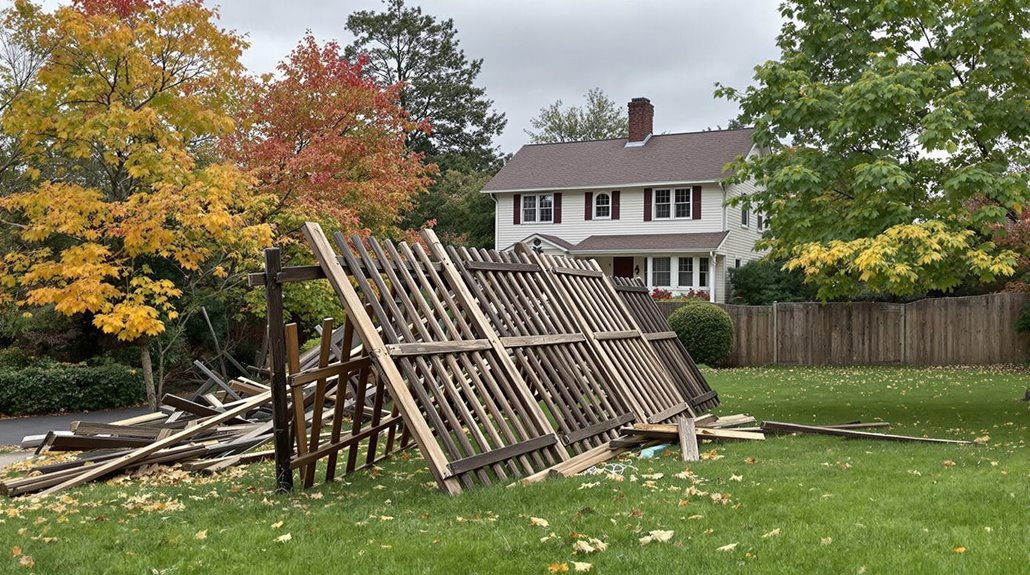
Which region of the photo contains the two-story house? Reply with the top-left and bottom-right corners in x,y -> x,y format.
482,97 -> 765,303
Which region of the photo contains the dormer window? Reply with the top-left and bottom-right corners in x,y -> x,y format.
594,193 -> 611,219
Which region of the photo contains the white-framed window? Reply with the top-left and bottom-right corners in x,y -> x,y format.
594,192 -> 611,219
735,258 -> 741,268
758,213 -> 770,230
674,188 -> 691,218
654,189 -> 671,219
654,188 -> 692,219
699,257 -> 709,287
741,208 -> 750,228
522,193 -> 553,223
651,257 -> 671,287
678,257 -> 693,286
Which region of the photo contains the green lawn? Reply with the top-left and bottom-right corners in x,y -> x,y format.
0,366 -> 1026,574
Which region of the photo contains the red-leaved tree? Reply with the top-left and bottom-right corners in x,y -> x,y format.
227,34 -> 434,238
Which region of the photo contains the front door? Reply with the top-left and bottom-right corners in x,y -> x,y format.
612,256 -> 634,278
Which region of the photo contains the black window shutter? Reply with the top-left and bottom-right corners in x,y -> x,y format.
584,191 -> 593,221
612,190 -> 620,220
644,188 -> 653,221
513,194 -> 521,225
692,186 -> 702,220
553,193 -> 562,223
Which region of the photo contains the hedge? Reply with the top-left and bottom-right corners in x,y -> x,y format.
0,361 -> 144,416
667,300 -> 734,366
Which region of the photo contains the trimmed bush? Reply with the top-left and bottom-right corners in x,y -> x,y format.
667,300 -> 734,366
0,361 -> 143,416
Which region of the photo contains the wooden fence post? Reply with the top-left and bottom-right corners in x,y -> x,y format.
772,301 -> 778,365
264,248 -> 294,493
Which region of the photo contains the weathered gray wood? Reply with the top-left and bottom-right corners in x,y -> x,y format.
385,339 -> 493,357
41,391 -> 272,495
760,421 -> 971,444
678,417 -> 699,461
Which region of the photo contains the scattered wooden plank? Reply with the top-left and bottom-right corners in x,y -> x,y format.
760,421 -> 970,445
622,424 -> 765,442
708,414 -> 757,428
678,418 -> 699,461
40,391 -> 271,495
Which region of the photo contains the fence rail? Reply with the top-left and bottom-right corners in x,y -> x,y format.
656,293 -> 1030,367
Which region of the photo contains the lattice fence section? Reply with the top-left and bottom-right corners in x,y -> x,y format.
610,276 -> 720,413
303,224 -> 569,494
516,246 -> 697,424
449,246 -> 636,455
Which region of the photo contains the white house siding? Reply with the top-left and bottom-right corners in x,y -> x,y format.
496,185 -> 727,249
492,179 -> 766,304
719,179 -> 767,299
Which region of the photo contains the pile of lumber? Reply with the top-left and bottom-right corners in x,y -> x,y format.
2,388 -> 273,497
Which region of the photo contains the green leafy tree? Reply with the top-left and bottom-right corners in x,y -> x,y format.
526,88 -> 628,143
716,0 -> 1028,300
729,259 -> 817,305
344,0 -> 505,172
404,169 -> 494,247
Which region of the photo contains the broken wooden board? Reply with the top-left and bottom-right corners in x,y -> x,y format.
678,418 -> 699,461
760,421 -> 970,444
622,423 -> 765,441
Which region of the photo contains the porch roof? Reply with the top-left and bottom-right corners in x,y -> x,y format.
571,231 -> 729,255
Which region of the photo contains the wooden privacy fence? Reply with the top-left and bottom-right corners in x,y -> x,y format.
657,293 -> 1030,367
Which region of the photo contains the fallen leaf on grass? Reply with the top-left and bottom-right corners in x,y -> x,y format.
10,546 -> 21,557
18,555 -> 33,569
275,533 -> 292,543
700,449 -> 723,461
973,435 -> 989,445
194,530 -> 207,540
530,517 -> 550,528
952,546 -> 967,554
572,562 -> 592,572
548,562 -> 569,573
271,521 -> 284,529
821,537 -> 833,545
762,528 -> 781,538
729,474 -> 743,482
572,538 -> 607,554
639,530 -> 674,545
716,542 -> 737,552
942,460 -> 956,468
744,457 -> 757,464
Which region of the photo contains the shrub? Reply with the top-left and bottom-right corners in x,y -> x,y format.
0,361 -> 143,416
667,300 -> 734,366
729,259 -> 817,305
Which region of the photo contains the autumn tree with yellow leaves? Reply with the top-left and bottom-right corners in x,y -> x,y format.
0,0 -> 272,407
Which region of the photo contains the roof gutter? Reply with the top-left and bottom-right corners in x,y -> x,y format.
482,178 -> 722,195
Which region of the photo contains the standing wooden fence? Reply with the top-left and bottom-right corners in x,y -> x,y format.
657,293 -> 1030,367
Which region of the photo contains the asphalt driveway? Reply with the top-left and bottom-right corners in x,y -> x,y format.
0,406 -> 151,446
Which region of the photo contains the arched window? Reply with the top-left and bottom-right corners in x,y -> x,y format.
594,193 -> 611,219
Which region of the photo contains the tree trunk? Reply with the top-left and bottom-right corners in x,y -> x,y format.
140,341 -> 157,410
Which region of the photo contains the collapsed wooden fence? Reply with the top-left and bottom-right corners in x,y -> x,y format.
656,293 -> 1030,367
252,223 -> 719,495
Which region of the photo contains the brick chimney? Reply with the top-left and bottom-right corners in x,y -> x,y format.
627,97 -> 654,144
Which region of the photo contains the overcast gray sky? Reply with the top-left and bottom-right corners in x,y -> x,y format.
215,0 -> 784,154
37,0 -> 785,154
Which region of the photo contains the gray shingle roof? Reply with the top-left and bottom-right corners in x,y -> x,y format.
483,128 -> 755,193
572,231 -> 730,253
